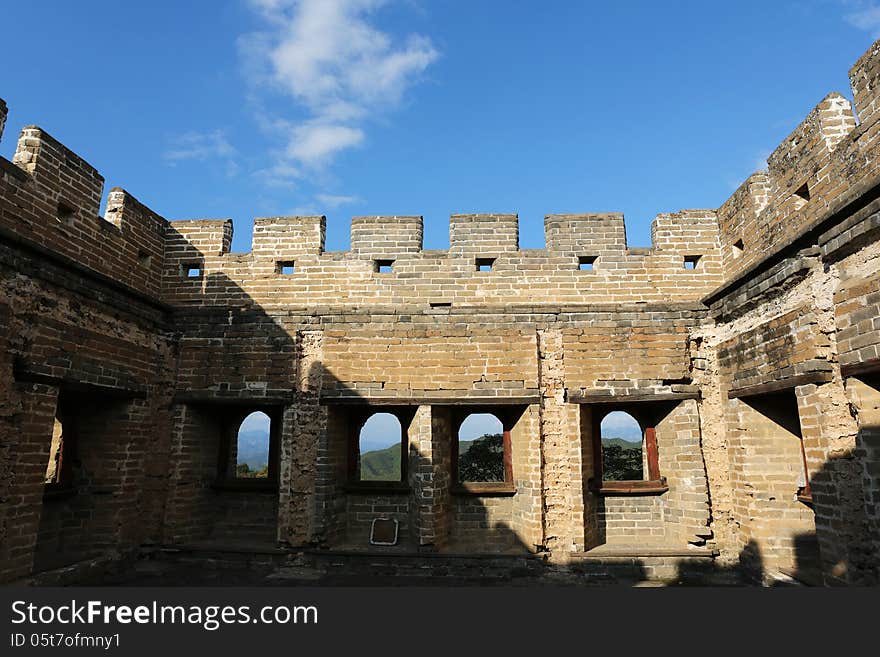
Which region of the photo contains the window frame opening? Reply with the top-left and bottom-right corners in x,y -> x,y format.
214,406 -> 281,491
451,407 -> 517,496
475,257 -> 496,272
346,407 -> 413,492
683,255 -> 701,270
578,255 -> 597,271
232,411 -> 273,481
276,260 -> 296,275
374,259 -> 395,274
589,403 -> 669,496
732,238 -> 744,259
183,262 -> 202,278
56,201 -> 76,227
43,398 -> 78,501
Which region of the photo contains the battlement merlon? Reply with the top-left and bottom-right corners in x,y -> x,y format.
12,125 -> 105,219
253,216 -> 326,258
166,219 -> 234,262
0,98 -> 7,143
544,213 -> 627,254
450,213 -> 519,255
350,215 -> 423,256
766,93 -> 856,203
650,210 -> 720,252
850,39 -> 880,126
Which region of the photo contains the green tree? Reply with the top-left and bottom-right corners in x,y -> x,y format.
459,433 -> 504,482
602,444 -> 643,480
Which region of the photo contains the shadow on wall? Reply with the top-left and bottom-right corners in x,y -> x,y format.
310,373 -> 533,555
672,437 -> 879,586
162,269 -> 880,585
161,265 -> 534,558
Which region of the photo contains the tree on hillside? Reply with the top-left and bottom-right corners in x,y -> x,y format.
459,433 -> 504,482
601,443 -> 643,480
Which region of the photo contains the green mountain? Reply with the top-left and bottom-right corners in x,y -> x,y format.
601,437 -> 641,448
360,443 -> 402,481
359,439 -> 477,481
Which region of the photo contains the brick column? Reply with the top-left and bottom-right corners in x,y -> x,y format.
538,328 -> 588,555
0,382 -> 58,583
409,405 -> 451,551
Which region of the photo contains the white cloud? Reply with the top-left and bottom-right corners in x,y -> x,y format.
252,161 -> 302,188
285,123 -> 365,166
241,0 -> 438,175
315,192 -> 361,208
163,130 -> 237,163
845,1 -> 880,36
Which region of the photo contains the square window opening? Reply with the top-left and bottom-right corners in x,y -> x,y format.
276,261 -> 296,275
137,251 -> 152,267
732,238 -> 744,259
684,255 -> 701,270
375,259 -> 395,274
183,263 -> 202,278
476,257 -> 495,272
57,202 -> 76,226
578,255 -> 597,271
795,182 -> 811,202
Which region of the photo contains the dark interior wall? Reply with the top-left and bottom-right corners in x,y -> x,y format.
162,403 -> 280,546
34,394 -> 150,571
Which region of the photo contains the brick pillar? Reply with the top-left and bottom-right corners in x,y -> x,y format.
538,328 -> 588,555
409,405 -> 451,551
0,382 -> 58,583
294,330 -> 334,546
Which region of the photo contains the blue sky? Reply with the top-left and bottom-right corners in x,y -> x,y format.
1,1 -> 878,253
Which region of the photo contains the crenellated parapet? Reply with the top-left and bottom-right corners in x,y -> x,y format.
7,35 -> 880,310
850,39 -> 880,127
716,37 -> 880,283
0,109 -> 168,299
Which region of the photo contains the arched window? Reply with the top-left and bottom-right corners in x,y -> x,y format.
357,412 -> 404,482
591,406 -> 664,493
456,412 -> 507,483
599,411 -> 644,481
236,411 -> 271,479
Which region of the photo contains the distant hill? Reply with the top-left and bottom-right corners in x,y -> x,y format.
359,439 -> 477,481
237,430 -> 270,470
360,443 -> 402,480
601,437 -> 641,449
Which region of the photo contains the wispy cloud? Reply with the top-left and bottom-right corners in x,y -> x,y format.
241,0 -> 438,176
315,192 -> 361,208
843,1 -> 880,37
163,130 -> 237,164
